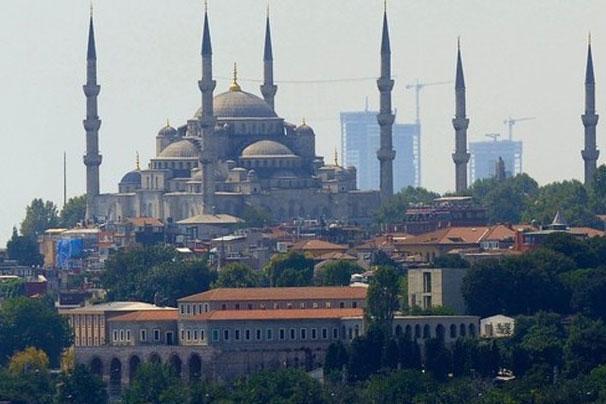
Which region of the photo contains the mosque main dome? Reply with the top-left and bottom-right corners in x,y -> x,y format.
195,90 -> 277,119
241,140 -> 295,157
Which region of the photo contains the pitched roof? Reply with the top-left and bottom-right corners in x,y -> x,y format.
482,225 -> 516,241
396,227 -> 492,245
569,227 -> 605,238
290,239 -> 348,251
109,310 -> 179,322
179,286 -> 367,303
177,214 -> 242,225
127,217 -> 164,227
315,252 -> 357,261
189,308 -> 363,321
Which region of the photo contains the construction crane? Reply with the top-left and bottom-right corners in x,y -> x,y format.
503,116 -> 536,141
485,133 -> 501,141
404,80 -> 451,187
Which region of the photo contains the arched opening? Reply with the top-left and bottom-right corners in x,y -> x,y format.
128,355 -> 141,383
394,325 -> 402,337
89,357 -> 103,377
169,355 -> 182,377
460,324 -> 467,337
404,325 -> 412,339
188,354 -> 202,382
469,323 -> 476,337
414,324 -> 421,339
450,324 -> 457,339
436,324 -> 445,341
423,324 -> 431,339
149,353 -> 161,364
109,358 -> 122,396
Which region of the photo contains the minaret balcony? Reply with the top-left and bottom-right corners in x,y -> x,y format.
376,78 -> 394,91
83,84 -> 100,97
376,148 -> 396,161
582,149 -> 600,160
83,154 -> 103,166
452,117 -> 469,130
582,114 -> 599,126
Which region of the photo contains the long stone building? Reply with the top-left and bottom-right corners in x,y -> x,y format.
82,7 -> 386,226
67,286 -> 479,391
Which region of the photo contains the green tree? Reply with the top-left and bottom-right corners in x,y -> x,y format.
562,268 -> 606,319
324,341 -> 349,376
0,278 -> 26,299
213,263 -> 262,288
314,260 -> 363,286
20,199 -> 59,239
589,164 -> 606,214
233,368 -> 323,404
564,316 -> 606,377
6,226 -> 43,266
362,370 -> 435,404
102,245 -> 214,306
263,251 -> 314,287
56,364 -> 107,404
123,362 -> 188,404
462,259 -> 513,317
0,362 -> 54,404
375,186 -> 440,225
0,297 -> 72,367
240,205 -> 273,228
347,325 -> 384,382
431,253 -> 469,269
8,347 -> 49,375
424,338 -> 451,382
366,266 -> 400,333
59,195 -> 86,228
541,232 -> 598,269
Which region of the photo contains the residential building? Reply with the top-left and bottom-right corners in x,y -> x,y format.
407,267 -> 468,314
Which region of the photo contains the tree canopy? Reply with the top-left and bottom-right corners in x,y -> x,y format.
263,251 -> 314,287
375,186 -> 440,225
314,260 -> 363,286
19,199 -> 59,239
59,195 -> 86,228
213,263 -> 263,288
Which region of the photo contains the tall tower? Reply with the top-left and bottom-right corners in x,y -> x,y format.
198,4 -> 216,214
582,35 -> 599,185
452,39 -> 470,193
376,7 -> 395,199
83,8 -> 102,221
260,8 -> 277,110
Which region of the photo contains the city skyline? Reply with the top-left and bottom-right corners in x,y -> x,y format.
1,0 -> 605,243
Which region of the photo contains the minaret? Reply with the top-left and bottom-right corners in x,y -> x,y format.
198,3 -> 216,215
83,7 -> 102,221
452,39 -> 470,193
582,34 -> 599,185
260,7 -> 277,110
376,6 -> 395,199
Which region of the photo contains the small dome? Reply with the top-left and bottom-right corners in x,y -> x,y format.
296,122 -> 314,135
157,123 -> 177,138
120,170 -> 141,185
241,140 -> 295,157
158,139 -> 198,158
195,90 -> 277,119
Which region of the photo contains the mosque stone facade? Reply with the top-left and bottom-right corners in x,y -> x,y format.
84,10 -> 382,226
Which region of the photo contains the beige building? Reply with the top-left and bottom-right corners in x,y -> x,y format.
407,267 -> 468,314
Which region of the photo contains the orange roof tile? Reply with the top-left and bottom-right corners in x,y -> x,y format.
483,225 -> 516,241
315,252 -> 357,261
291,239 -> 348,251
396,226 -> 512,245
109,310 -> 178,322
179,287 -> 367,303
569,227 -> 606,238
188,308 -> 364,321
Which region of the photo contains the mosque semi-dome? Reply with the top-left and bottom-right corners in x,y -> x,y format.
158,139 -> 199,158
157,123 -> 177,138
119,170 -> 141,185
241,140 -> 295,157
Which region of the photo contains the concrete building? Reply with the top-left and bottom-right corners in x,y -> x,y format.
83,8 -> 381,226
341,110 -> 419,191
407,267 -> 468,314
469,139 -> 522,183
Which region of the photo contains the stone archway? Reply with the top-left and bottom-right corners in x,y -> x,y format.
394,324 -> 403,337
169,354 -> 182,377
89,357 -> 103,377
436,324 -> 445,341
149,353 -> 162,364
188,354 -> 202,382
109,358 -> 122,396
128,355 -> 141,383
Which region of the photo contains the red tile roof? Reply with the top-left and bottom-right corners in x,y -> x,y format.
569,227 -> 605,238
109,310 -> 178,322
396,225 -> 518,246
179,287 -> 367,303
291,239 -> 348,251
188,308 -> 363,321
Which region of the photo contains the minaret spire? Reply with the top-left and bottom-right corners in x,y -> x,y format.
83,7 -> 102,221
452,38 -> 470,193
582,33 -> 599,185
261,5 -> 278,110
198,3 -> 216,214
376,6 -> 395,199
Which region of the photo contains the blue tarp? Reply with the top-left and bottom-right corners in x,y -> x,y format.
56,239 -> 84,270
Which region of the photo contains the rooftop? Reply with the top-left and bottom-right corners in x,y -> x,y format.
109,309 -> 179,322
188,308 -> 364,321
178,286 -> 367,303
290,239 -> 348,251
65,301 -> 175,314
177,213 -> 242,225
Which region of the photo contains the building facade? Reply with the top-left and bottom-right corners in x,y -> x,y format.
407,267 -> 468,314
341,110 -> 419,191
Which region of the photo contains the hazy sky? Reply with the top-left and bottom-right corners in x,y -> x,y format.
0,0 -> 604,244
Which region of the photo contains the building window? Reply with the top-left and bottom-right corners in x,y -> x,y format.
126,330 -> 131,341
279,328 -> 286,340
311,328 -> 317,340
212,329 -> 219,342
113,330 -> 118,342
423,295 -> 432,309
354,325 -> 359,338
140,329 -> 147,342
223,330 -> 230,341
200,329 -> 205,341
322,328 -> 328,339
247,303 -> 253,310
325,302 -> 331,308
339,302 -> 345,308
154,329 -> 160,341
187,329 -> 192,341
235,329 -> 241,341
300,328 -> 307,340
260,304 -> 266,310
332,328 -> 338,339
119,330 -> 125,341
290,328 -> 296,340
287,303 -> 293,309
186,305 -> 191,315
423,272 -> 432,293
256,329 -> 262,341
300,303 -> 305,309
352,301 -> 358,308
266,329 -> 273,341
181,329 -> 186,341
235,303 -> 240,310
273,303 -> 280,309
204,304 -> 210,312
180,305 -> 185,314
194,330 -> 199,340
348,328 -> 353,340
